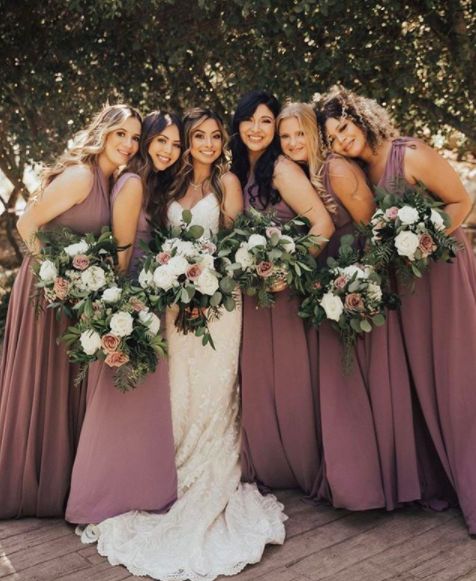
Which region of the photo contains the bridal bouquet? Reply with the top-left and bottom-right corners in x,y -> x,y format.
138,209 -> 239,348
61,281 -> 167,391
360,184 -> 459,285
32,226 -> 118,318
299,235 -> 398,371
217,207 -> 323,307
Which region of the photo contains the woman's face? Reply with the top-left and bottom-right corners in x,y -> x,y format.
239,104 -> 275,154
148,124 -> 181,171
189,118 -> 223,165
103,116 -> 141,168
279,117 -> 309,163
324,117 -> 367,158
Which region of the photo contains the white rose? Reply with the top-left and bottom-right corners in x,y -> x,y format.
235,244 -> 255,270
39,260 -> 58,283
101,287 -> 122,303
397,206 -> 419,225
280,235 -> 296,254
64,239 -> 89,257
138,310 -> 161,336
167,255 -> 189,276
394,230 -> 420,260
172,240 -> 197,258
139,268 -> 154,289
247,234 -> 267,249
367,282 -> 383,302
80,266 -> 107,292
153,265 -> 177,291
339,265 -> 367,280
320,292 -> 344,322
79,329 -> 102,355
162,239 -> 174,252
430,209 -> 445,231
199,254 -> 215,269
110,311 -> 134,337
195,269 -> 220,296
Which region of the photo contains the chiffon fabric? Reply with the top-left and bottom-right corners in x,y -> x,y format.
66,173 -> 177,524
0,165 -> 110,518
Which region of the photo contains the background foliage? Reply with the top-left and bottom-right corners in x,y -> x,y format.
0,0 -> 475,262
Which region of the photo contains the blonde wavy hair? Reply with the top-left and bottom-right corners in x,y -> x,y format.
168,108 -> 229,225
277,102 -> 337,214
40,103 -> 142,191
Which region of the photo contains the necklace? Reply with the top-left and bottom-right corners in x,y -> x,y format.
190,179 -> 207,190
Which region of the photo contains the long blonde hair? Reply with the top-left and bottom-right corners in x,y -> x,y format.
40,103 -> 142,191
277,102 -> 337,214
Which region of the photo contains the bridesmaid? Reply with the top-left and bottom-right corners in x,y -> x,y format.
0,104 -> 141,518
66,112 -> 183,525
230,90 -> 335,497
278,102 -> 430,511
317,86 -> 476,533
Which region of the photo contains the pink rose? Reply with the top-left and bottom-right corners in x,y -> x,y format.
344,292 -> 365,312
385,206 -> 399,220
313,281 -> 322,290
256,261 -> 274,278
200,240 -> 217,254
156,252 -> 171,265
101,333 -> 121,354
186,263 -> 203,281
129,297 -> 146,312
53,277 -> 69,300
72,254 -> 90,270
418,233 -> 436,258
333,274 -> 348,290
266,226 -> 281,239
105,351 -> 129,368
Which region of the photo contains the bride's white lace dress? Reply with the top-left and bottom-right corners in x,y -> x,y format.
91,194 -> 287,580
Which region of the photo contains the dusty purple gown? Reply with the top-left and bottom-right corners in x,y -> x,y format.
240,181 -> 322,497
66,173 -> 177,524
316,156 -> 430,511
0,165 -> 110,518
378,138 -> 476,533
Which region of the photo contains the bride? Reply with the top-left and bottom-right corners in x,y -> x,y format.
83,107 -> 286,580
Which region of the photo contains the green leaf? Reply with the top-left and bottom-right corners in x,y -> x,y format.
188,225 -> 205,239
360,319 -> 372,333
210,291 -> 222,307
372,314 -> 386,326
181,209 -> 192,225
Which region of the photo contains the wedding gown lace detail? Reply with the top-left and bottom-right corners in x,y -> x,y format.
90,194 -> 287,580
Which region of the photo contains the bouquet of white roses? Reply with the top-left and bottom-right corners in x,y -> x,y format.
217,207 -> 323,307
32,226 -> 119,318
299,235 -> 399,371
138,209 -> 239,348
360,183 -> 459,286
62,281 -> 167,392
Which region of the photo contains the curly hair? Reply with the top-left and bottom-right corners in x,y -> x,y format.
126,111 -> 183,229
277,102 -> 337,215
314,85 -> 397,153
230,90 -> 281,210
40,103 -> 142,191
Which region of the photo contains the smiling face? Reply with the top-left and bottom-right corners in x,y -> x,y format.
239,103 -> 276,155
148,124 -> 181,171
101,116 -> 141,170
324,117 -> 368,158
189,117 -> 223,166
278,116 -> 309,163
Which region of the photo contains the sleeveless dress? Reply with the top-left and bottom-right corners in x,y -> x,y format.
240,182 -> 322,497
378,138 -> 476,533
0,165 -> 110,518
84,193 -> 286,581
316,157 -> 426,511
65,173 -> 177,524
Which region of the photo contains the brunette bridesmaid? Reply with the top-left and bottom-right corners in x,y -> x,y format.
0,104 -> 141,518
317,86 -> 476,533
66,112 -> 183,525
231,90 -> 334,497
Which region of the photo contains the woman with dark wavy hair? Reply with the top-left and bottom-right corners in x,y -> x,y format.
66,111 -> 183,526
231,90 -> 335,499
316,85 -> 476,535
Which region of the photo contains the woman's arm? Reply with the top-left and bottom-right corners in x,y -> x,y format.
17,165 -> 94,254
403,141 -> 472,234
327,157 -> 376,224
273,157 -> 335,255
221,172 -> 244,228
111,177 -> 143,274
